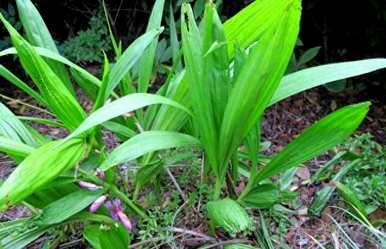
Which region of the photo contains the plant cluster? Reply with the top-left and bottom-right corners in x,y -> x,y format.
0,0 -> 385,248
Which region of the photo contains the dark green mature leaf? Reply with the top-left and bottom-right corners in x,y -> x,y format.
16,0 -> 74,94
36,189 -> 104,225
138,0 -> 165,93
100,131 -> 201,170
207,198 -> 252,236
249,103 -> 369,185
218,0 -> 301,178
0,14 -> 87,131
0,139 -> 88,210
66,93 -> 191,141
271,59 -> 386,105
106,28 -> 163,100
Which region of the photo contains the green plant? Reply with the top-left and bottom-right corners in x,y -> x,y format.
0,0 -> 386,247
62,8 -> 112,64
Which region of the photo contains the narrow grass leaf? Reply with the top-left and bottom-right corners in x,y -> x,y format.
336,182 -> 368,219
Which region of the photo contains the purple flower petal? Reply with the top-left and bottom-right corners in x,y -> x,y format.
117,211 -> 133,230
112,199 -> 123,212
96,169 -> 106,180
79,181 -> 102,191
104,201 -> 119,221
89,195 -> 107,213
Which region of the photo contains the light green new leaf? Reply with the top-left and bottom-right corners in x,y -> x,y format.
36,189 -> 104,225
207,198 -> 253,236
66,93 -> 191,141
0,138 -> 88,210
138,0 -> 165,93
0,136 -> 35,160
106,28 -> 163,100
250,102 -> 369,185
0,14 -> 87,131
16,0 -> 74,93
219,0 -> 301,176
224,0 -> 297,57
271,59 -> 386,105
224,244 -> 257,249
100,131 -> 201,170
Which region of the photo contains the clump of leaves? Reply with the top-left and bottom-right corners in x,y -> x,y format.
62,8 -> 112,64
342,133 -> 386,213
0,0 -> 386,248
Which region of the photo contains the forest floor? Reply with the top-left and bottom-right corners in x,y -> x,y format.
0,84 -> 385,248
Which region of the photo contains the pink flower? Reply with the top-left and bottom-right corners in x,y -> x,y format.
89,195 -> 107,213
96,169 -> 106,180
79,181 -> 102,191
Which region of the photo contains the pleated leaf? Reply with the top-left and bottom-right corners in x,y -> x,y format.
0,14 -> 86,131
0,136 -> 35,161
250,102 -> 370,185
218,0 -> 301,177
0,138 -> 88,210
16,0 -> 74,94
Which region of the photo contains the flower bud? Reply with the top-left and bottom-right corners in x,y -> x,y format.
89,195 -> 107,213
79,181 -> 102,191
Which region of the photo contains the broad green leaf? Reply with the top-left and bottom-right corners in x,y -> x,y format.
84,224 -> 130,249
0,65 -> 44,103
106,28 -> 163,100
0,102 -> 42,147
218,0 -> 301,178
248,103 -> 369,186
0,136 -> 35,160
336,182 -> 368,219
138,0 -> 165,93
224,0 -> 297,57
0,138 -> 88,210
36,189 -> 104,225
0,15 -> 87,131
100,131 -> 201,170
16,0 -> 74,94
207,198 -> 252,236
271,59 -> 386,105
66,93 -> 191,141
